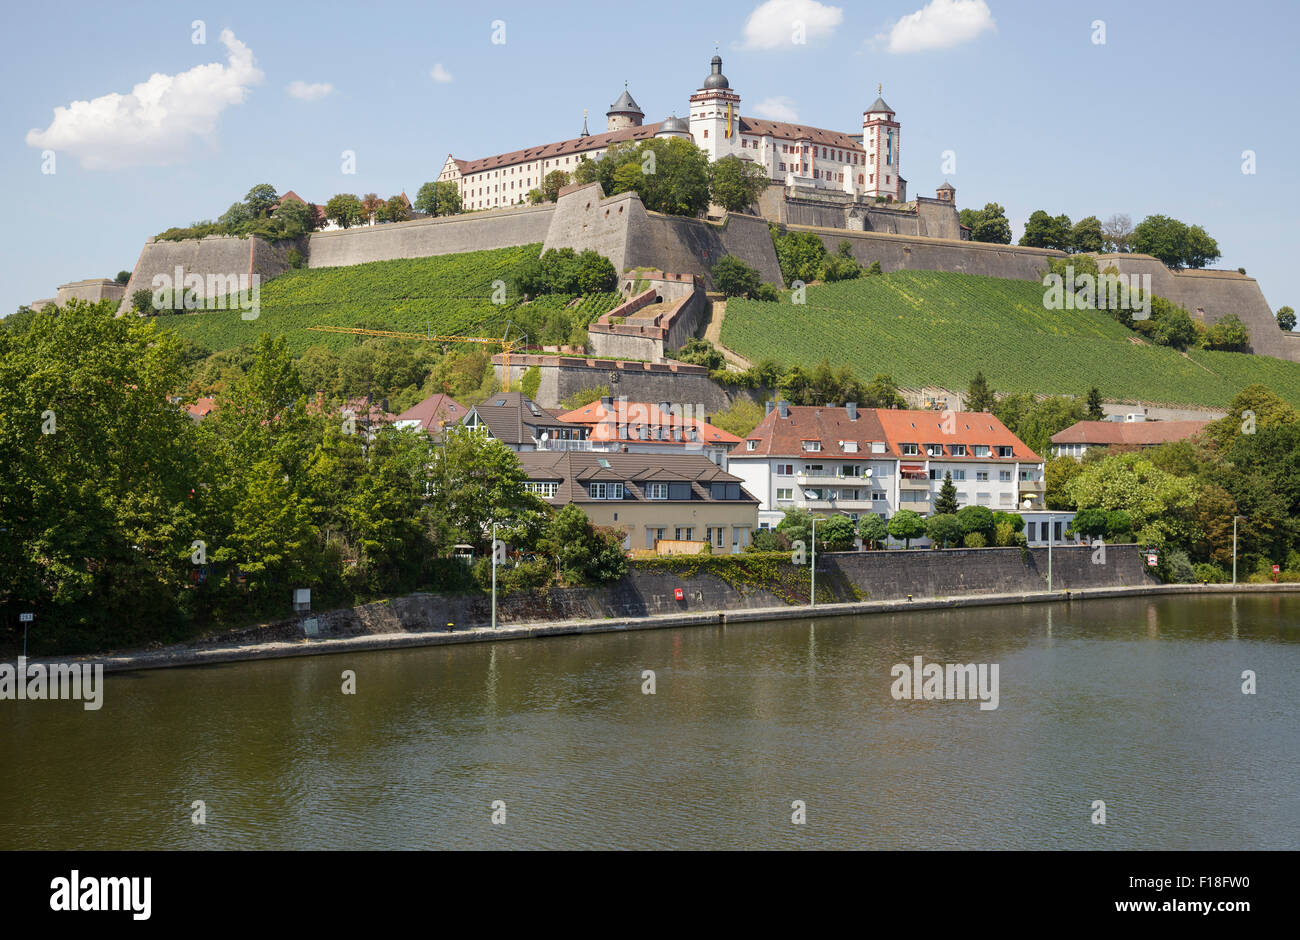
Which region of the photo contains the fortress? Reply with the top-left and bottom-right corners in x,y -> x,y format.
109,52 -> 1298,374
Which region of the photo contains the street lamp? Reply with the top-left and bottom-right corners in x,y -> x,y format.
1232,515 -> 1245,585
810,516 -> 821,608
491,520 -> 499,629
1047,513 -> 1055,592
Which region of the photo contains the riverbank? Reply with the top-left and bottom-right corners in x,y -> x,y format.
22,581 -> 1299,674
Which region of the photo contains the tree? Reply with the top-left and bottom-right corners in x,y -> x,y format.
1045,455 -> 1083,509
1020,210 -> 1072,251
934,471 -> 959,515
819,514 -> 857,551
857,514 -> 888,550
1086,387 -> 1104,420
713,256 -> 761,298
708,155 -> 769,213
956,505 -> 996,542
1063,451 -> 1199,545
1132,214 -> 1220,269
541,170 -> 570,203
1141,296 -> 1199,350
970,203 -> 1012,244
271,197 -> 316,238
542,504 -> 627,584
115,270 -> 132,285
861,373 -> 906,409
325,193 -> 363,229
887,509 -> 925,548
772,229 -> 828,283
381,195 -> 411,223
673,337 -> 727,371
925,513 -> 963,549
1277,306 -> 1296,332
710,399 -> 764,437
1203,314 -> 1250,352
244,183 -> 279,218
966,370 -> 996,412
430,426 -> 535,554
360,193 -> 384,223
1072,216 -> 1105,254
1101,214 -> 1133,253
776,508 -> 815,548
1069,507 -> 1110,539
414,182 -> 439,215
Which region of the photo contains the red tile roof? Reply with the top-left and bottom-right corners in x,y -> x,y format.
556,400 -> 741,446
1050,420 -> 1210,447
456,123 -> 664,176
186,396 -> 218,419
735,406 -> 1041,462
738,116 -> 864,152
393,393 -> 467,434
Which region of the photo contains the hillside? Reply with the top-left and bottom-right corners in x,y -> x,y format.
162,244 -> 622,355
720,270 -> 1300,408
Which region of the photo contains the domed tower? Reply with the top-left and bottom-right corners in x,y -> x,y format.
863,89 -> 901,202
606,84 -> 644,132
655,115 -> 692,141
689,53 -> 741,161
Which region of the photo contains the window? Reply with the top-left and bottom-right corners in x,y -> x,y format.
901,443 -> 919,455
977,493 -> 991,506
950,445 -> 967,457
926,443 -> 943,456
1020,470 -> 1035,481
646,483 -> 668,499
841,464 -> 861,477
746,440 -> 758,451
976,471 -> 989,482
710,482 -> 742,500
974,445 -> 991,457
999,470 -> 1012,482
777,463 -> 794,475
588,482 -> 624,499
999,493 -> 1013,507
842,441 -> 859,453
1027,522 -> 1037,541
872,491 -> 886,502
675,527 -> 693,541
952,470 -> 967,481
802,441 -> 822,452
997,446 -> 1014,458
703,129 -> 708,138
776,488 -> 794,501
871,442 -> 886,454
526,482 -> 558,497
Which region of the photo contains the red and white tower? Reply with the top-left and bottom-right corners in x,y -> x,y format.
863,90 -> 902,202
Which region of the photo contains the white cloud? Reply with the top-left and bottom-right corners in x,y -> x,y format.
287,80 -> 333,101
25,30 -> 263,170
430,63 -> 453,83
879,0 -> 995,53
753,96 -> 800,122
742,0 -> 843,50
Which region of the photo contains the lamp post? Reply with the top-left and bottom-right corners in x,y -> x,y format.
491,521 -> 498,630
1047,513 -> 1055,593
1232,515 -> 1245,585
810,516 -> 821,608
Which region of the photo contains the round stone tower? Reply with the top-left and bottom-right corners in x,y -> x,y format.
606,84 -> 645,132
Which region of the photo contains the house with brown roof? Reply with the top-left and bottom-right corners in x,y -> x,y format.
1050,419 -> 1210,459
393,393 -> 467,438
555,395 -> 741,468
728,402 -> 1046,532
516,451 -> 759,553
460,391 -> 589,451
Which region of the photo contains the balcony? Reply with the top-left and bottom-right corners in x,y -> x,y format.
795,470 -> 840,485
536,438 -> 603,451
899,476 -> 931,491
897,497 -> 931,512
1018,479 -> 1046,494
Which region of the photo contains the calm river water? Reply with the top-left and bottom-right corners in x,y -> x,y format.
2,594 -> 1297,850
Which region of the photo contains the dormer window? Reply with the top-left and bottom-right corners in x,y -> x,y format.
841,441 -> 859,453
746,440 -> 758,451
950,444 -> 966,457
901,443 -> 919,456
802,440 -> 822,452
997,445 -> 1013,458
925,443 -> 944,457
871,442 -> 886,454
974,445 -> 991,457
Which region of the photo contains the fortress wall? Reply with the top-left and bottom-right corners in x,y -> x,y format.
789,225 -> 1065,280
717,213 -> 784,286
543,184 -> 637,273
309,205 -> 554,268
497,353 -> 751,412
119,235 -> 270,314
1086,254 -> 1294,362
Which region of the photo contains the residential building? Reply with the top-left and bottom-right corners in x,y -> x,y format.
393,392 -> 467,438
515,451 -> 758,553
555,396 -> 742,468
1050,419 -> 1211,459
728,402 -> 1046,534
460,391 -> 589,451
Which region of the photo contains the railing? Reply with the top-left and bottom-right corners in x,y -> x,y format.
536,438 -> 604,451
899,477 -> 932,490
1018,480 -> 1046,493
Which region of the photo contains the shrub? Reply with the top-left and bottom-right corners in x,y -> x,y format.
924,513 -> 964,549
753,282 -> 779,302
713,256 -> 762,298
963,532 -> 987,548
1160,548 -> 1196,584
993,521 -> 1016,546
819,254 -> 862,282
1193,562 -> 1227,584
956,505 -> 996,542
867,261 -> 882,275
748,528 -> 788,552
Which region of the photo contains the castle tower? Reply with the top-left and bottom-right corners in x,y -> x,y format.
936,181 -> 955,203
689,53 -> 741,162
606,84 -> 644,132
863,91 -> 901,202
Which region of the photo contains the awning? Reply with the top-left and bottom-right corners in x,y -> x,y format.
901,464 -> 925,473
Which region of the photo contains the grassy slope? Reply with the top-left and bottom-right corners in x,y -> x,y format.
161,244 -> 622,355
721,270 -> 1300,408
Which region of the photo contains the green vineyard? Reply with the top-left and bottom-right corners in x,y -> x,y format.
721,270 -> 1300,408
161,244 -> 622,354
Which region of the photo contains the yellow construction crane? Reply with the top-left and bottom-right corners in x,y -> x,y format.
306,323 -> 528,391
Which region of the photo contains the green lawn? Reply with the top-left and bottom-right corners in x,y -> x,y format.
160,244 -> 621,355
721,270 -> 1300,408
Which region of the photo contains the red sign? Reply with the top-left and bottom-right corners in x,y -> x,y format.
674,588 -> 684,601
1147,554 -> 1158,567
1273,564 -> 1281,574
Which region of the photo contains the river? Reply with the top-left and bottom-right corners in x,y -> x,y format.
2,594 -> 1297,849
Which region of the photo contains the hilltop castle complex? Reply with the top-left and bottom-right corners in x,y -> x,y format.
437,54 -> 962,238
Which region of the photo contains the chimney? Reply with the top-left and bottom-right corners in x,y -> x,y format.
765,401 -> 775,416
778,400 -> 789,418
600,395 -> 613,407
846,402 -> 858,421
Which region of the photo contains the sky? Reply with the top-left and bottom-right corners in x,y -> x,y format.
2,0 -> 1296,321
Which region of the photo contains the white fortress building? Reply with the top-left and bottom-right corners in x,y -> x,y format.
439,54 -> 911,213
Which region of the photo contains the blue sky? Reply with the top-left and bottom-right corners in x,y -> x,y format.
3,0 -> 1296,322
